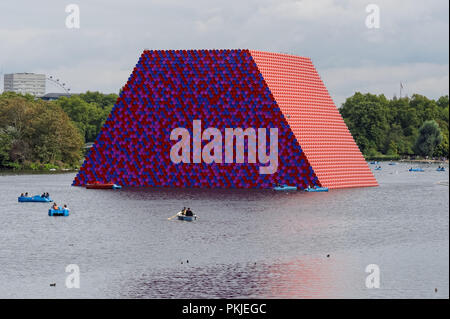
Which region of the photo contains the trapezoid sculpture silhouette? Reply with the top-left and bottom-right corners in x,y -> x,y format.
73,49 -> 377,189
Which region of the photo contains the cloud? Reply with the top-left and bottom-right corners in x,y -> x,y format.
0,0 -> 448,102
38,60 -> 133,94
321,63 -> 450,106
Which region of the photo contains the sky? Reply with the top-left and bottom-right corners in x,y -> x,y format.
0,0 -> 448,106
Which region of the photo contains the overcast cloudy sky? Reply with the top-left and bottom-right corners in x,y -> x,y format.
0,0 -> 448,106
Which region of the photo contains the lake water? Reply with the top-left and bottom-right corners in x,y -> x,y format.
0,162 -> 448,298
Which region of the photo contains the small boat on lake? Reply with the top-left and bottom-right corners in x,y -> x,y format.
273,185 -> 297,191
374,166 -> 382,170
436,167 -> 446,172
168,209 -> 197,221
304,186 -> 329,192
389,162 -> 397,165
409,168 -> 424,172
48,208 -> 69,216
18,195 -> 53,203
86,181 -> 122,189
369,161 -> 378,165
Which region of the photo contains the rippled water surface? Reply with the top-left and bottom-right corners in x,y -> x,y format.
0,162 -> 448,298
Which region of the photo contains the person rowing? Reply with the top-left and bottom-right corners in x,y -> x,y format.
185,208 -> 194,217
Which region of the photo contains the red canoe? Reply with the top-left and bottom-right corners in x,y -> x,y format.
86,182 -> 122,189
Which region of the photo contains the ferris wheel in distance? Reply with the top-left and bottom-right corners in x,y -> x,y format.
46,75 -> 71,93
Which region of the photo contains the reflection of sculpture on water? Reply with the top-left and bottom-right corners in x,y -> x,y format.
119,257 -> 341,298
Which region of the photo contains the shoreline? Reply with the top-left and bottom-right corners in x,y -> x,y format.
398,159 -> 448,163
1,159 -> 448,176
376,159 -> 448,164
0,169 -> 78,176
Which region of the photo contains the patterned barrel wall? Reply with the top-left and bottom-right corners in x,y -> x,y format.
73,49 -> 377,189
73,49 -> 320,188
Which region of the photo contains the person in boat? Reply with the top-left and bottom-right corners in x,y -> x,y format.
185,208 -> 194,217
25,192 -> 28,197
63,204 -> 68,210
180,207 -> 186,215
41,193 -> 45,198
20,193 -> 24,197
45,192 -> 49,198
52,203 -> 59,210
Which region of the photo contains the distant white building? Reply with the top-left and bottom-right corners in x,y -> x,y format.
3,73 -> 46,96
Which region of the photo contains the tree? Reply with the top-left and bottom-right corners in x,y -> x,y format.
414,120 -> 443,157
54,93 -> 115,143
340,93 -> 448,158
78,91 -> 118,109
437,95 -> 449,109
0,127 -> 13,166
340,92 -> 389,155
27,101 -> 84,166
434,133 -> 449,158
0,93 -> 84,169
410,94 -> 440,124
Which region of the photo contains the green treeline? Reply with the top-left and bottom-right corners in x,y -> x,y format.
0,91 -> 117,170
0,90 -> 448,171
56,91 -> 117,143
340,93 -> 449,159
0,92 -> 83,170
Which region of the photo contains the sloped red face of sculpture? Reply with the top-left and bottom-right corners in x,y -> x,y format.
250,50 -> 377,189
73,49 -> 376,189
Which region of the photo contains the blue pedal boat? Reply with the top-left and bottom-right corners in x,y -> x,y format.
409,168 -> 424,172
273,185 -> 297,191
374,167 -> 382,170
304,186 -> 329,192
48,208 -> 69,216
18,195 -> 53,203
436,167 -> 446,172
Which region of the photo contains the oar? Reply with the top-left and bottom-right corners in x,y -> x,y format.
168,212 -> 181,220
